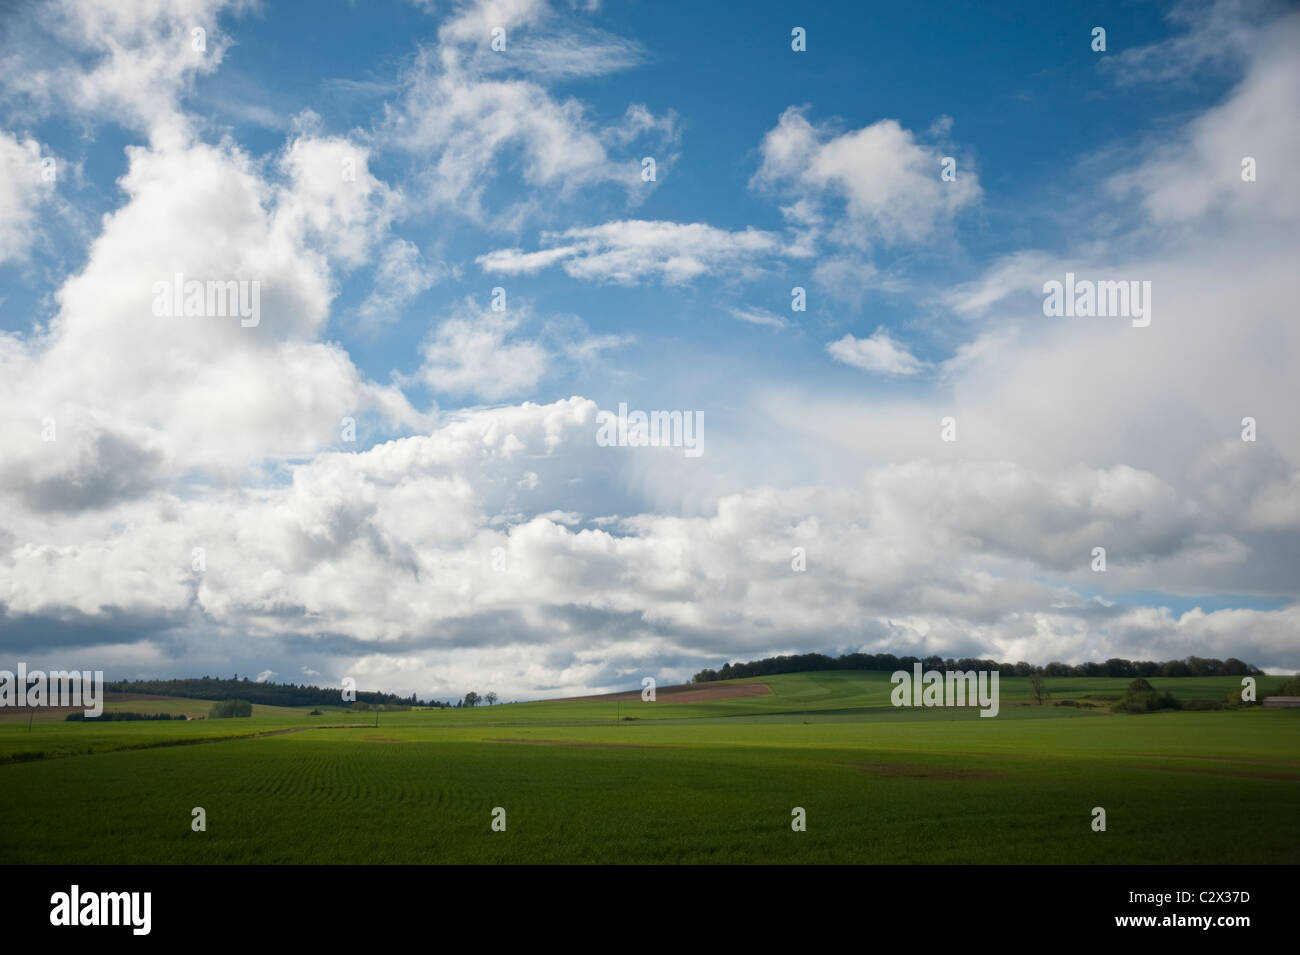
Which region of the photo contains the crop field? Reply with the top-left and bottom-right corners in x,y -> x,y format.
2,672 -> 1296,865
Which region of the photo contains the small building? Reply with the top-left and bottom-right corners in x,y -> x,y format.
1262,696 -> 1300,709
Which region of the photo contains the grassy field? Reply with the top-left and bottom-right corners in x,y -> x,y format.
1,671 -> 1296,864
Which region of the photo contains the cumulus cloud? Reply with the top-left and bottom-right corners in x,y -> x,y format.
2,0 -> 1297,700
0,132 -> 58,264
827,329 -> 925,376
752,107 -> 981,247
6,397 -> 1297,698
413,298 -> 630,399
0,0 -> 252,143
0,123 -> 421,514
417,302 -> 550,400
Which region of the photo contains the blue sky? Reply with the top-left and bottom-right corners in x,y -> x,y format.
10,0 -> 1239,402
1,0 -> 1297,698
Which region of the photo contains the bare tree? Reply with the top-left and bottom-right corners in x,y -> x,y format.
1029,674 -> 1050,705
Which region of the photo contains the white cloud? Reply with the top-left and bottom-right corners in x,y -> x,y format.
383,0 -> 674,222
0,0 -> 252,142
827,329 -> 925,376
478,220 -> 789,284
560,331 -> 633,363
942,251 -> 1059,318
1103,0 -> 1283,86
436,0 -> 549,46
812,258 -> 913,309
0,127 -> 421,511
477,31 -> 648,79
6,401 -> 1298,694
2,0 -> 1298,698
274,123 -> 402,268
1104,9 -> 1300,227
729,306 -> 787,329
417,301 -> 549,400
357,239 -> 443,330
0,132 -> 57,264
753,107 -> 981,247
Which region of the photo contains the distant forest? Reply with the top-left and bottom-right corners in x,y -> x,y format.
692,653 -> 1264,683
105,676 -> 452,709
66,711 -> 188,721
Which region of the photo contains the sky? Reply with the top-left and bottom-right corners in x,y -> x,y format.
0,0 -> 1297,701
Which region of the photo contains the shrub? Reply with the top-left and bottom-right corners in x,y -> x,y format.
1225,687 -> 1253,706
1274,674 -> 1300,696
1111,689 -> 1178,713
208,699 -> 253,718
1111,679 -> 1178,713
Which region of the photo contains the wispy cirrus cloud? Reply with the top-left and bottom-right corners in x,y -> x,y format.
478,219 -> 795,284
729,306 -> 788,329
382,0 -> 674,224
1101,0 -> 1285,86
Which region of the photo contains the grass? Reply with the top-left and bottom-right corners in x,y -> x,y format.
1,672 -> 1296,863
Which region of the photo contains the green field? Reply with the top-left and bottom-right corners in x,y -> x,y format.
2,672 -> 1296,864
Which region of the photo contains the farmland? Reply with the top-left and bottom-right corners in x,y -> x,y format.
1,672 -> 1296,864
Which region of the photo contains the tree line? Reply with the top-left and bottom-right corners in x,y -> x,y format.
66,711 -> 188,721
103,676 -> 453,709
692,652 -> 1263,683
